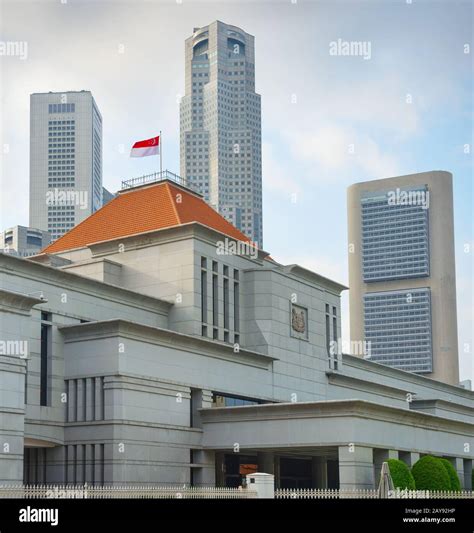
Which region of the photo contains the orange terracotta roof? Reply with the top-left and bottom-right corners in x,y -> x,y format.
42,180 -> 252,254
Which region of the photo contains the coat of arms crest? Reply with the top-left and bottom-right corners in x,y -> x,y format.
291,306 -> 306,333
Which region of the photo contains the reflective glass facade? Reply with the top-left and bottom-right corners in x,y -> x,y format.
361,188 -> 429,282
364,288 -> 432,373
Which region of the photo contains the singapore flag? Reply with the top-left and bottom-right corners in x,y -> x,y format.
130,136 -> 160,157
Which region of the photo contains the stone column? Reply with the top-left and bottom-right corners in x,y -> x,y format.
445,457 -> 464,489
338,445 -> 374,490
46,446 -> 67,484
0,355 -> 26,484
312,457 -> 328,488
192,450 -> 216,486
85,378 -> 94,421
399,451 -> 420,468
66,445 -> 75,484
214,451 -> 225,487
373,449 -> 398,486
463,459 -> 472,490
76,444 -> 85,484
257,451 -> 275,474
76,379 -> 85,422
94,443 -> 104,486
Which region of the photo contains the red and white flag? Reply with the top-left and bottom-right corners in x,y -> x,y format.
130,136 -> 160,157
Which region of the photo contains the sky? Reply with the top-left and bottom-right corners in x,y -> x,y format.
0,0 -> 472,382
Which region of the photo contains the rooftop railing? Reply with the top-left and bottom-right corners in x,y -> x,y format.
121,170 -> 193,192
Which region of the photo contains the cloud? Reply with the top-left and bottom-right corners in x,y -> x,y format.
286,125 -> 400,182
262,141 -> 302,196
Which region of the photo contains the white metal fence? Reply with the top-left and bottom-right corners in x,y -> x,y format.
275,488 -> 474,499
0,485 -> 472,499
0,484 -> 256,499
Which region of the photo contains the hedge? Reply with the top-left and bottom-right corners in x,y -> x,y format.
438,458 -> 461,492
411,456 -> 451,491
387,459 -> 416,490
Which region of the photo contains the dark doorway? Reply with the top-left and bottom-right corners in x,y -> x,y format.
327,459 -> 340,489
279,457 -> 312,488
223,454 -> 258,487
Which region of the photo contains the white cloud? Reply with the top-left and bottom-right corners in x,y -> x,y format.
262,141 -> 302,196
286,125 -> 400,182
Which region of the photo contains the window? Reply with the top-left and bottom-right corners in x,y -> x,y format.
212,392 -> 266,407
201,257 -> 207,327
234,280 -> 240,332
223,272 -> 229,332
40,312 -> 52,406
49,102 -> 75,114
325,313 -> 330,356
212,272 -> 218,327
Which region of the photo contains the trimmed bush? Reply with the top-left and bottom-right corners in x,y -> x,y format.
439,458 -> 461,492
411,455 -> 451,491
387,459 -> 416,490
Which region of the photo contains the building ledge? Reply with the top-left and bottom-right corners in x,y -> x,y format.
0,253 -> 172,316
0,288 -> 47,315
342,353 -> 474,401
199,398 -> 474,433
59,319 -> 277,369
326,370 -> 412,401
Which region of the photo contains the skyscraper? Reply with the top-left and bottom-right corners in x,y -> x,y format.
29,90 -> 103,242
0,225 -> 50,257
180,21 -> 263,246
347,171 -> 459,385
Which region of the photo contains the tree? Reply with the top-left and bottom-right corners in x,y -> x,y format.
438,458 -> 461,492
411,456 -> 451,491
387,459 -> 416,490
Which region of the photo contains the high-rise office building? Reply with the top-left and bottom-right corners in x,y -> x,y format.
0,225 -> 50,257
347,171 -> 459,385
29,91 -> 103,241
180,21 -> 263,246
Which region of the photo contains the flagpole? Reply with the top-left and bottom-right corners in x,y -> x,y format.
160,130 -> 162,177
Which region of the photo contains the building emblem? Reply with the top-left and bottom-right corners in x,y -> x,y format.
290,304 -> 308,340
292,307 -> 305,333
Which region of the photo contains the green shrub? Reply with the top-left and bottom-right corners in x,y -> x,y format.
387,459 -> 416,490
438,459 -> 461,492
411,456 -> 451,491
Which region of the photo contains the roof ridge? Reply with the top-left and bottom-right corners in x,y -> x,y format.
165,182 -> 182,225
